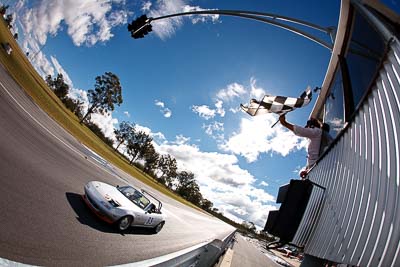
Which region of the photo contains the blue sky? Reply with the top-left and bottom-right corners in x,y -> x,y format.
7,0 -> 346,228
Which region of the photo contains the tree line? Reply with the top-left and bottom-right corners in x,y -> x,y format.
45,72 -> 214,212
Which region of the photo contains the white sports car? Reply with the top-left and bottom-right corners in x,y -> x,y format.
83,181 -> 165,233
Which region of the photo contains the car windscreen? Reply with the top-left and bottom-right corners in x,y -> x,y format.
117,186 -> 150,209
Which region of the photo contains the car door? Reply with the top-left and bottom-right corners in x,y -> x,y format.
142,212 -> 157,226
132,210 -> 156,226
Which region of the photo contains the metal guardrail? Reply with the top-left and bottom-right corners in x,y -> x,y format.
124,230 -> 237,267
0,230 -> 237,267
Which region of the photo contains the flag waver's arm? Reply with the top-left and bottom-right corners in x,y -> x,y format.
279,114 -> 294,131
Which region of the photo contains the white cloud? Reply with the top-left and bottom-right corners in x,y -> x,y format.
192,99 -> 226,120
163,109 -> 172,118
152,132 -> 167,144
215,99 -> 225,117
147,0 -> 220,40
203,121 -> 224,142
155,100 -> 172,118
182,5 -> 219,24
30,50 -> 55,77
216,82 -> 247,101
191,105 -> 216,120
217,198 -> 276,229
160,143 -> 254,187
134,124 -> 167,146
50,56 -> 73,86
214,78 -> 265,117
172,134 -> 190,145
135,124 -> 154,135
15,14 -> 53,77
259,181 -> 269,187
249,77 -> 265,99
68,88 -> 88,108
203,121 -> 224,135
229,107 -> 241,114
91,112 -> 119,138
155,100 -> 165,108
15,0 -> 130,80
123,111 -> 130,118
17,0 -> 129,47
220,115 -> 308,162
109,9 -> 129,27
141,1 -> 152,12
211,187 -> 276,230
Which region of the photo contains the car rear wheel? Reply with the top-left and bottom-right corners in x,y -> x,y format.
117,216 -> 133,231
153,221 -> 165,233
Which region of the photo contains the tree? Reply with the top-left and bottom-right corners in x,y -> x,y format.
143,144 -> 159,173
157,154 -> 177,186
241,221 -> 257,232
63,98 -> 84,119
175,171 -> 203,204
114,121 -> 135,151
45,73 -> 84,118
80,72 -> 122,123
46,73 -> 69,100
187,185 -> 203,204
5,14 -> 13,28
200,198 -> 213,211
126,130 -> 153,164
0,5 -> 9,16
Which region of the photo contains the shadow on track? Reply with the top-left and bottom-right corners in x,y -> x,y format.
66,192 -> 156,236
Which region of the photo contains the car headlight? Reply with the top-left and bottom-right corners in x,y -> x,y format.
108,199 -> 121,208
103,194 -> 120,208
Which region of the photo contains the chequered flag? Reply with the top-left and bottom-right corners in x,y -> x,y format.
240,86 -> 312,116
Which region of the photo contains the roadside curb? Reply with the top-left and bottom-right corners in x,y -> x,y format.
216,248 -> 234,267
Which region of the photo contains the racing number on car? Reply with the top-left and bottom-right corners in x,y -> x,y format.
145,217 -> 154,225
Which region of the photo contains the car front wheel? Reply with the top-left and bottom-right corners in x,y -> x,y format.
153,221 -> 165,234
117,216 -> 133,231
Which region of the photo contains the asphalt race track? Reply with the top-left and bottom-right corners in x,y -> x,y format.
0,64 -> 235,266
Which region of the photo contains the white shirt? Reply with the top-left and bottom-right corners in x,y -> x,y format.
293,125 -> 322,168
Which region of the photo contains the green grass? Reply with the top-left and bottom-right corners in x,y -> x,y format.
0,19 -> 203,212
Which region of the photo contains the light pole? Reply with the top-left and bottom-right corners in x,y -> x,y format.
128,10 -> 335,51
